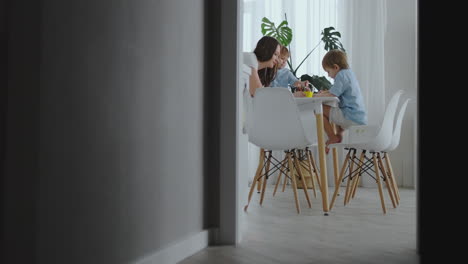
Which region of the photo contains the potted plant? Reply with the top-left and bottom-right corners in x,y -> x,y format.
260,15 -> 345,91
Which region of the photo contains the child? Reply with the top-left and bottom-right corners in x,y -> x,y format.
271,46 -> 310,97
314,49 -> 367,153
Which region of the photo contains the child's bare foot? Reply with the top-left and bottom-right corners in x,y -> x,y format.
325,135 -> 343,154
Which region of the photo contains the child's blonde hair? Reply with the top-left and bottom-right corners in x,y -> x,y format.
322,49 -> 349,69
280,46 -> 290,59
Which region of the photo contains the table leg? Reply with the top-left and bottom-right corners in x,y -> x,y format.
331,123 -> 339,186
315,113 -> 329,214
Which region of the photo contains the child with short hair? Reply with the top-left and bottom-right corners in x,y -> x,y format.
314,49 -> 367,153
271,46 -> 310,97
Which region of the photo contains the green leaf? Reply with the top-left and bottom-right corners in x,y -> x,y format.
321,26 -> 345,52
260,17 -> 293,46
277,20 -> 288,28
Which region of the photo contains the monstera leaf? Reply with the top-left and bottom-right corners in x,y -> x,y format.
290,27 -> 345,77
321,27 -> 345,52
260,17 -> 293,47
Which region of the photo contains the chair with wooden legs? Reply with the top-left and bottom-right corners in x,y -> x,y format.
243,87 -> 316,214
272,147 -> 321,198
379,98 -> 411,204
337,98 -> 411,207
328,90 -> 405,214
248,148 -> 312,212
330,149 -> 398,214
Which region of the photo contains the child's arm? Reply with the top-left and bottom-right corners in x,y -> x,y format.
293,91 -> 306,97
286,71 -> 308,90
314,90 -> 337,97
293,80 -> 310,90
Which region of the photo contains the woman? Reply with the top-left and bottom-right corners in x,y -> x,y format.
243,36 -> 280,97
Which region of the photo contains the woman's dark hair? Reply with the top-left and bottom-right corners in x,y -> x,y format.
254,36 -> 279,87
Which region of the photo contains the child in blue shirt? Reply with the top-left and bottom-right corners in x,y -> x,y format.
314,49 -> 367,153
271,46 -> 310,97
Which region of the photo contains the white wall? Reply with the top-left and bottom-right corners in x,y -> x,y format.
384,0 -> 418,188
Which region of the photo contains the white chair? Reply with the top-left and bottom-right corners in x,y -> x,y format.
339,98 -> 411,209
243,87 -> 316,214
240,64 -> 321,198
328,90 -> 404,214
245,93 -> 322,199
380,98 -> 411,204
272,99 -> 322,199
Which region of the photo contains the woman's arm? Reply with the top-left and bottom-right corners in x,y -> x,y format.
243,52 -> 263,97
249,67 -> 263,97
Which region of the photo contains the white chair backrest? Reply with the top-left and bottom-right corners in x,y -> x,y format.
242,82 -> 253,135
360,90 -> 404,151
386,98 -> 411,152
249,87 -> 311,150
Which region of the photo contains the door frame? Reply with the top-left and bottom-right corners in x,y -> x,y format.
218,0 -> 242,244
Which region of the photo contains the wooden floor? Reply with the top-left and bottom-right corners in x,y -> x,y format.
180,185 -> 418,264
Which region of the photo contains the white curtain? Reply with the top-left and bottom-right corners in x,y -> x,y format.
242,0 -> 338,79
337,0 -> 387,126
337,0 -> 387,187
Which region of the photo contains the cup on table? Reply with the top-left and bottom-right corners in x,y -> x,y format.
304,90 -> 313,97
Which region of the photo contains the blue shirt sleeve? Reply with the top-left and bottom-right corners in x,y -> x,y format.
287,70 -> 298,86
329,72 -> 346,96
271,68 -> 298,88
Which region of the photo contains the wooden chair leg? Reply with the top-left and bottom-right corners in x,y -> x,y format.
273,157 -> 288,196
378,153 -> 397,208
348,163 -> 360,201
383,154 -> 400,205
351,151 -> 366,199
244,150 -> 265,212
282,150 -> 289,192
384,153 -> 400,201
256,148 -> 265,193
259,151 -> 272,206
351,176 -> 360,198
331,123 -> 340,186
344,149 -> 357,205
332,147 -> 340,187
373,153 -> 387,214
304,151 -> 317,198
330,150 -> 351,210
287,151 -> 301,214
346,169 -> 359,205
294,151 -> 312,208
308,148 -> 321,190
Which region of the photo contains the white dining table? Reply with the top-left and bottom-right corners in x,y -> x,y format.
294,96 -> 340,215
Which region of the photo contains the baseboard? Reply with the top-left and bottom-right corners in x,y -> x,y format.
133,228 -> 217,264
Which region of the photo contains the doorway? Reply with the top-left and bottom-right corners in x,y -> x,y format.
218,0 -> 419,259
